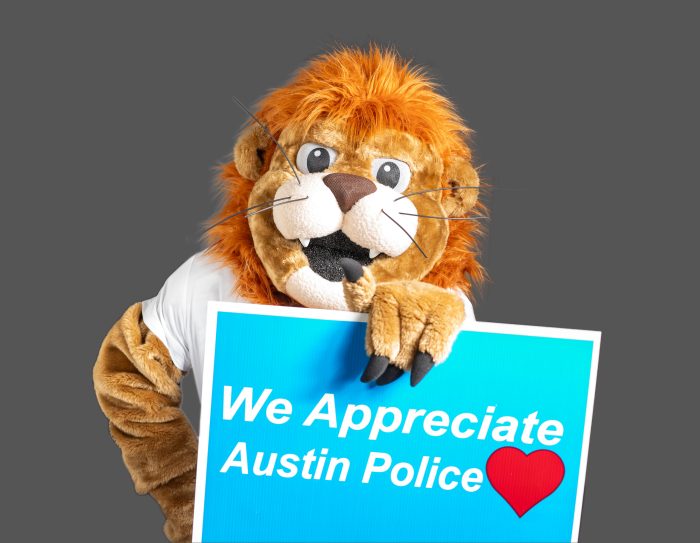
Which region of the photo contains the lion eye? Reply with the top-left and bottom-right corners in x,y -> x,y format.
371,158 -> 411,192
296,143 -> 337,174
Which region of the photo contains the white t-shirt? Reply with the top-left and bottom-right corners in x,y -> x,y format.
142,252 -> 242,397
142,251 -> 475,398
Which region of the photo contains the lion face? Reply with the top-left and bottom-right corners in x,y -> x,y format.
247,120 -> 459,310
207,47 -> 484,309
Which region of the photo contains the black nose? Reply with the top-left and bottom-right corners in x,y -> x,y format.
323,173 -> 377,213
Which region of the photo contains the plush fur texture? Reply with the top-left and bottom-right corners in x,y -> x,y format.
94,304 -> 197,543
207,162 -> 297,306
207,47 -> 485,306
343,266 -> 378,312
343,267 -> 465,367
258,46 -> 473,161
233,124 -> 269,181
286,266 -> 348,310
95,47 -> 488,543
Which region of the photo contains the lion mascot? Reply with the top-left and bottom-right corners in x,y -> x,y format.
94,47 -> 486,542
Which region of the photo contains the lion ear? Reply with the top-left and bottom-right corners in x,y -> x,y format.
233,124 -> 272,181
442,156 -> 480,217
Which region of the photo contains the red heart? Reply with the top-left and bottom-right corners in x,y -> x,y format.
486,447 -> 565,517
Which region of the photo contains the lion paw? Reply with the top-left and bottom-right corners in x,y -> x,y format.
341,259 -> 466,387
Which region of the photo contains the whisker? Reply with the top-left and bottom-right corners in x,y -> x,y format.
203,196 -> 291,233
394,184 -> 479,202
398,213 -> 488,221
232,95 -> 302,185
245,196 -> 309,218
381,209 -> 427,259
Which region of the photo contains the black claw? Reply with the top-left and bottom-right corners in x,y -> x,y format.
361,355 -> 390,383
410,352 -> 435,387
339,258 -> 364,283
376,365 -> 404,385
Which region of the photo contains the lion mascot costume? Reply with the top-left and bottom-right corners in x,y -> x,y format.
94,47 -> 486,542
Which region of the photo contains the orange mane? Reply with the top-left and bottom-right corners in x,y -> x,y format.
207,46 -> 486,305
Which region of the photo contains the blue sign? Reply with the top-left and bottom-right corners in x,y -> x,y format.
193,303 -> 600,543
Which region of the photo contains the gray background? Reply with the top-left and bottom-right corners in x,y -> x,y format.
2,2 -> 696,541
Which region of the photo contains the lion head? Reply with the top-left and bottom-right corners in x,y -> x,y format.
207,47 -> 485,310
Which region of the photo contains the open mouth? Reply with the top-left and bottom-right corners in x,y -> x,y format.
301,231 -> 375,281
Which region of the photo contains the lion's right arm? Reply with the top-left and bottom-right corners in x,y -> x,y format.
93,302 -> 197,543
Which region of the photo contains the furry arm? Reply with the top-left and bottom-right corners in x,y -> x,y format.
93,303 -> 197,543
